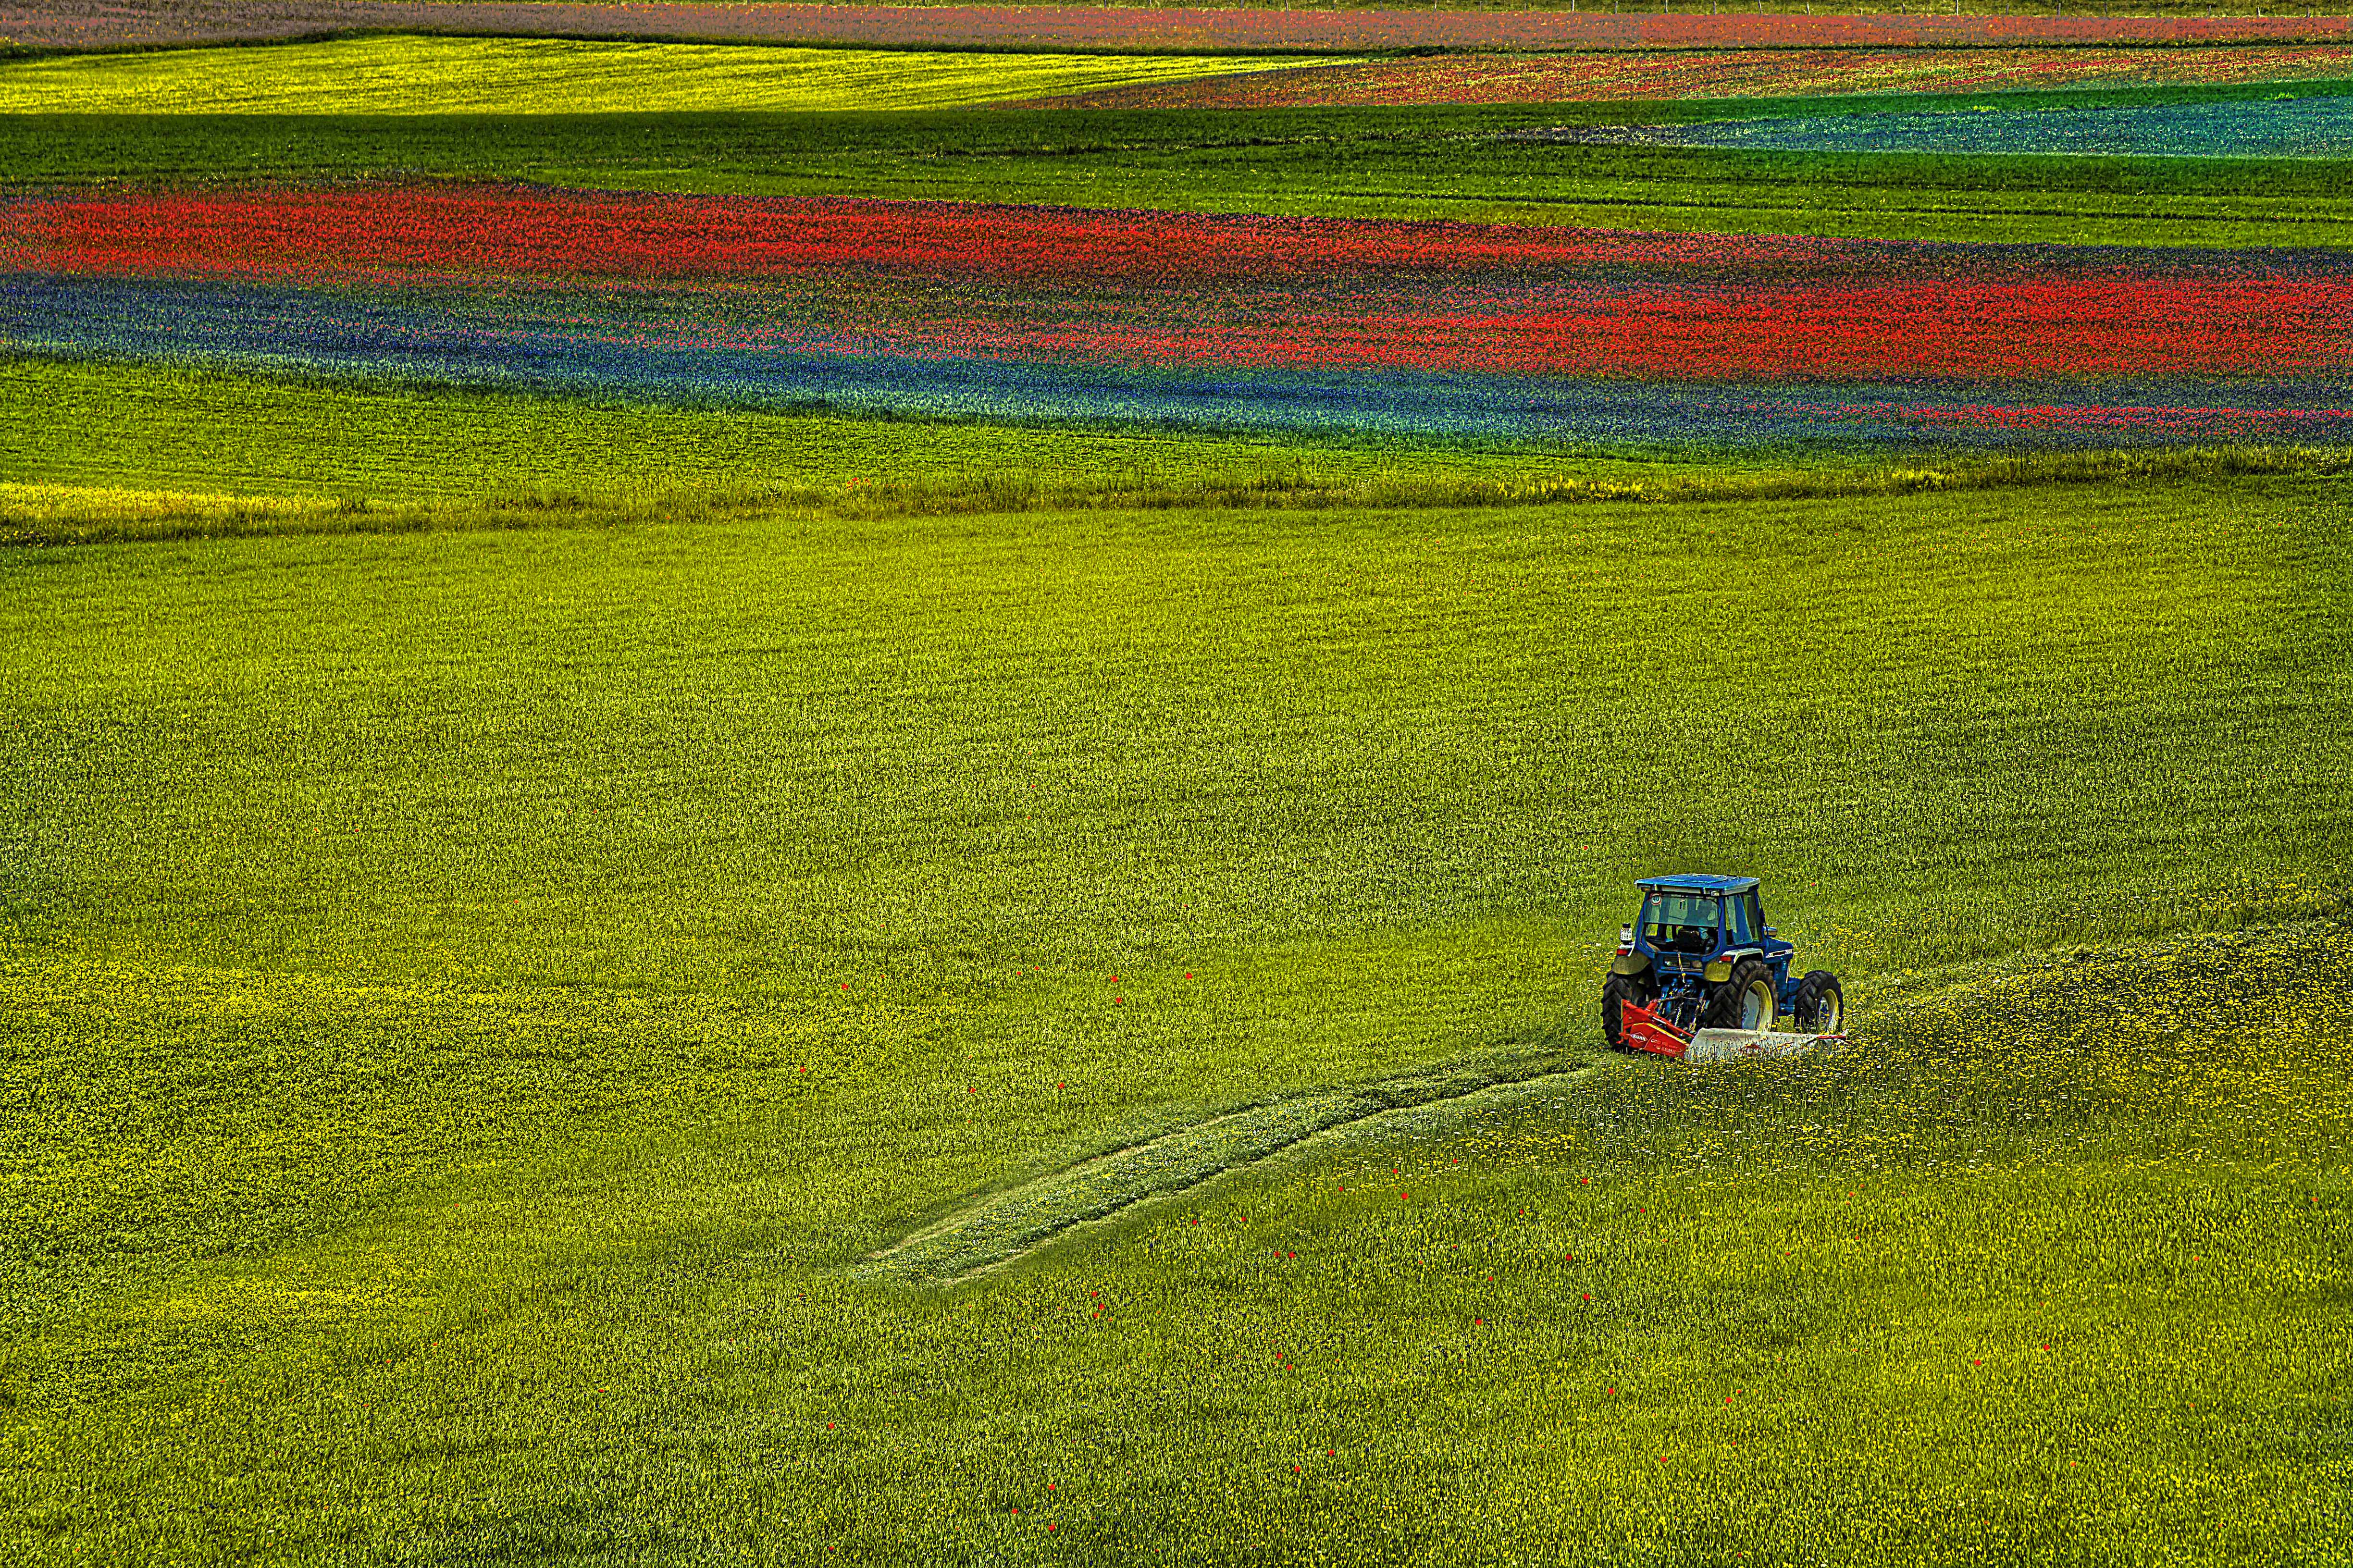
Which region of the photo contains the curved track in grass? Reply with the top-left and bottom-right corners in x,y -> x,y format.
860,1050 -> 1599,1284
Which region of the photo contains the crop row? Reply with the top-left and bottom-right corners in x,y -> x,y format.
1014,44 -> 2353,110
24,357 -> 2344,525
32,270 -> 2353,383
29,183 -> 2353,288
8,1 -> 2352,54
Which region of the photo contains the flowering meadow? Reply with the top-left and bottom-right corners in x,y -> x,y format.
13,185 -> 2353,451
5,11 -> 2352,1566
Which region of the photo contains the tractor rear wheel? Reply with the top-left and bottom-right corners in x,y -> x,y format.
1601,971 -> 1655,1050
1792,970 -> 1845,1034
1705,958 -> 1776,1031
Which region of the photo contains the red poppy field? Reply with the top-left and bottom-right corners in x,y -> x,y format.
2,12 -> 2350,1568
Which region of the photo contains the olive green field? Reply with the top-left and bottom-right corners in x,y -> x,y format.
3,476 -> 2350,1564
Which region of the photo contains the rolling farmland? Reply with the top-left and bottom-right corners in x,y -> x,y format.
2,8 -> 2350,1567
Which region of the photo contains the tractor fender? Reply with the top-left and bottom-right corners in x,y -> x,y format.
1704,948 -> 1762,983
1609,951 -> 1652,977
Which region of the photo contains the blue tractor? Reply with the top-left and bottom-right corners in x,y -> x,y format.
1601,874 -> 1844,1050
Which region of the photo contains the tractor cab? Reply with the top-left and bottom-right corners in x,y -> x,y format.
1626,875 -> 1792,979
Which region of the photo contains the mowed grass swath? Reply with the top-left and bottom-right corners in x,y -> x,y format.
1,485 -> 2348,1563
0,35 -> 1313,114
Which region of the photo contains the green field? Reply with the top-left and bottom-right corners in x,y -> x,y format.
4,477 -> 2350,1563
0,358 -> 1857,518
0,37 -> 1309,114
28,358 -> 2330,543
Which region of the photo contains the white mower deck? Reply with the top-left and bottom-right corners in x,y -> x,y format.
1618,999 -> 1844,1062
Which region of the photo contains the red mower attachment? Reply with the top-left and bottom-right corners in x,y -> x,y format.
1616,999 -> 1693,1059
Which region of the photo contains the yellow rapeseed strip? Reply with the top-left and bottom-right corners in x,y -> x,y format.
0,35 -> 1325,115
0,480 -> 331,522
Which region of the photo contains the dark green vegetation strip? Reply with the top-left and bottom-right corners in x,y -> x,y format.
2,482 -> 2348,1560
11,100 -> 2353,244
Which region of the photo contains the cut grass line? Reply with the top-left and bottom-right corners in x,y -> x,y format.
860,1049 -> 1597,1285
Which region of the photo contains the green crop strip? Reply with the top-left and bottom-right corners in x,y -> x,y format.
11,104 -> 2350,246
8,363 -> 2349,544
0,358 -> 1897,523
0,36 -> 1313,115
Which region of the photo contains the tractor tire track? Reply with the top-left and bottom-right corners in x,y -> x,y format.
857,1049 -> 1597,1285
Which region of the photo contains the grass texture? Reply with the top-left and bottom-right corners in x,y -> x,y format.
0,36 -> 1302,115
10,103 -> 2352,248
1,482 -> 2348,1562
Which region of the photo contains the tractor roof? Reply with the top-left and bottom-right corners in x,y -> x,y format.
1636,873 -> 1759,895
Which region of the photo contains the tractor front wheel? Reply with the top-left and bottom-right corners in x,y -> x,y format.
1705,958 -> 1776,1031
1793,970 -> 1845,1035
1601,971 -> 1655,1050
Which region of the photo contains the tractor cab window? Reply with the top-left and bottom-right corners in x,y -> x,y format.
1739,892 -> 1766,941
1725,894 -> 1754,943
1640,892 -> 1721,953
